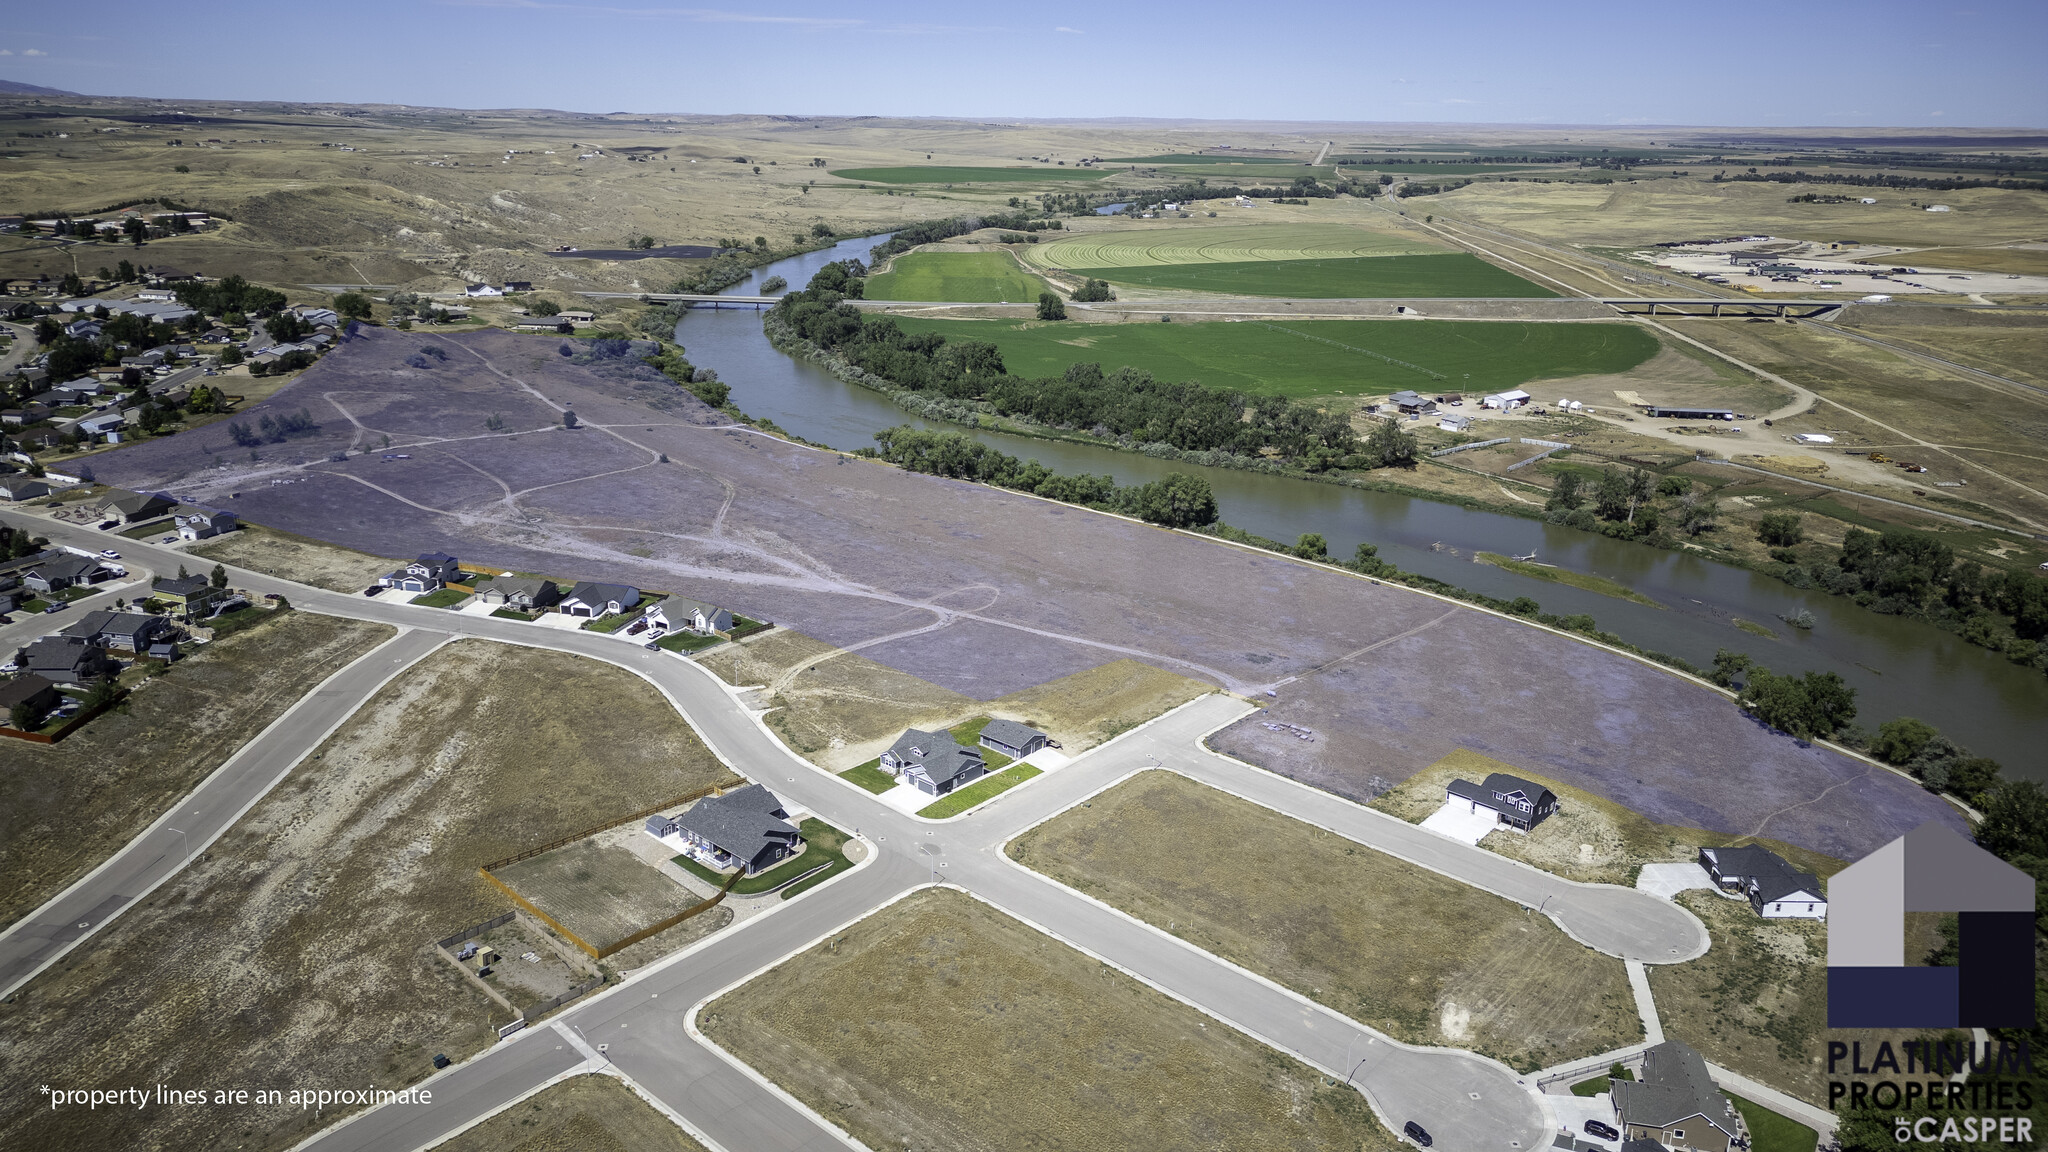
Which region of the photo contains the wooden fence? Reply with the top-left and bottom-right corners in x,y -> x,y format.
0,689 -> 128,745
478,777 -> 744,873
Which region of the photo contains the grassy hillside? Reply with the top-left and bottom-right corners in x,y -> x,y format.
866,251 -> 1050,302
889,316 -> 1657,397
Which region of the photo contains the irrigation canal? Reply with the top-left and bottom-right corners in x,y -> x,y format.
677,233 -> 2046,775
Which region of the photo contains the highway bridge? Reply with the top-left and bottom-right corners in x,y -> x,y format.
1596,296 -> 1848,318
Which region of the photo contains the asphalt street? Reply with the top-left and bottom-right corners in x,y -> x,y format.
3,511 -> 1708,1152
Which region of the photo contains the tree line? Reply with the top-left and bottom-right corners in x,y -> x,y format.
1723,170 -> 2048,193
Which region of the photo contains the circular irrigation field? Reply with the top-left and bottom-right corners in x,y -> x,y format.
1023,224 -> 1448,270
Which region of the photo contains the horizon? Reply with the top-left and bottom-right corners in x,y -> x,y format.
1,0 -> 2043,128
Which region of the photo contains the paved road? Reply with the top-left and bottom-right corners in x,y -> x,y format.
1,555 -> 155,655
0,624 -> 449,999
4,511 -> 1703,1152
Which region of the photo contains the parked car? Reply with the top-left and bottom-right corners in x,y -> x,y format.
1404,1121 -> 1433,1147
363,586 -> 381,596
263,592 -> 281,601
44,600 -> 68,613
1585,1119 -> 1620,1141
643,640 -> 662,650
160,536 -> 178,543
96,520 -> 118,530
100,548 -> 119,559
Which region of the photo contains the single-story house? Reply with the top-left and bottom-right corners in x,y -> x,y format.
559,581 -> 640,618
76,412 -> 126,439
1437,414 -> 1473,433
978,717 -> 1051,760
666,596 -> 732,634
1445,771 -> 1560,832
378,552 -> 462,593
0,477 -> 50,501
52,376 -> 103,397
474,574 -> 560,610
1482,389 -> 1532,410
21,553 -> 109,594
61,609 -> 176,653
1611,1040 -> 1743,1152
0,672 -> 63,727
94,488 -> 178,524
464,283 -> 503,297
172,504 -> 238,540
151,574 -> 221,617
145,265 -> 197,282
1386,389 -> 1437,415
19,636 -> 120,685
295,307 -> 339,326
558,310 -> 595,324
1697,846 -> 1826,920
503,281 -> 533,293
881,728 -> 988,796
647,783 -> 804,875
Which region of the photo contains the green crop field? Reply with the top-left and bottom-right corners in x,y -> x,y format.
830,166 -> 1106,184
865,251 -> 1051,303
887,316 -> 1659,397
1069,253 -> 1555,298
1105,154 -> 1308,164
1024,224 -> 1448,270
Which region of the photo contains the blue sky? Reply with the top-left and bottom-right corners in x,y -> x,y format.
2,0 -> 2043,127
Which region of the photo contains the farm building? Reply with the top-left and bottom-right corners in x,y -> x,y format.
1385,390 -> 1436,415
646,784 -> 803,876
1437,414 -> 1472,433
1444,772 -> 1559,832
881,728 -> 988,796
1481,389 -> 1531,410
1645,406 -> 1737,420
1696,846 -> 1826,919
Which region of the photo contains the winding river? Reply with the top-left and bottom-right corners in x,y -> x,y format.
678,234 -> 2047,775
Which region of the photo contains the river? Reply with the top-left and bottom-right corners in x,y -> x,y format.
678,234 -> 2047,775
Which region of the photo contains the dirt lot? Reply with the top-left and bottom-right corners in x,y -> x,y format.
0,610 -> 393,930
0,640 -> 732,1152
493,838 -> 706,952
1009,771 -> 1639,1072
190,522 -> 402,592
1648,892 -> 1830,1104
700,887 -> 1397,1152
82,326 -> 1966,859
988,657 -> 1212,749
1372,750 -> 1845,887
433,1073 -> 708,1152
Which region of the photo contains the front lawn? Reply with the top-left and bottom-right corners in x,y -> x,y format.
657,631 -> 724,653
1570,1066 -> 1634,1096
916,764 -> 1042,819
118,519 -> 175,540
672,818 -> 853,897
1729,1094 -> 1818,1152
410,588 -> 468,609
727,614 -> 772,640
489,607 -> 536,621
840,759 -> 897,795
582,598 -> 663,634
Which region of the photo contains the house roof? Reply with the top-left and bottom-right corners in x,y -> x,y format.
61,609 -> 165,642
95,488 -> 175,517
0,672 -> 59,709
23,635 -> 109,671
978,718 -> 1044,751
478,574 -> 556,597
564,580 -> 639,607
1612,1041 -> 1736,1133
670,784 -> 800,862
416,551 -> 457,567
1481,772 -> 1555,808
26,554 -> 102,582
174,503 -> 234,524
885,728 -> 986,786
1700,845 -> 1824,904
153,575 -> 211,598
667,595 -> 728,622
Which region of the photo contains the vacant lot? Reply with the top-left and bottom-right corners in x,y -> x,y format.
1649,892 -> 1830,1104
1858,246 -> 2048,277
700,887 -> 1397,1152
435,1074 -> 709,1152
1010,771 -> 1639,1071
1069,253 -> 1555,298
891,315 -> 1657,397
1371,750 -> 1843,887
494,839 -> 705,951
190,523 -> 401,592
866,250 -> 1050,302
1025,222 -> 1447,269
0,611 -> 393,930
988,657 -> 1210,749
830,165 -> 1108,183
0,640 -> 732,1152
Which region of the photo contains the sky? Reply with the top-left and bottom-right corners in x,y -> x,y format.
1,0 -> 2044,127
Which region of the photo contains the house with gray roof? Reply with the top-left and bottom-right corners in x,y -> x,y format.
664,596 -> 732,634
19,636 -> 119,685
0,477 -> 50,502
93,488 -> 177,524
1697,846 -> 1826,920
1445,772 -> 1560,832
646,783 -> 803,875
21,553 -> 109,594
172,503 -> 238,540
1610,1041 -> 1742,1152
378,552 -> 462,593
475,574 -> 560,610
560,581 -> 640,618
977,717 -> 1051,760
881,728 -> 987,796
0,672 -> 63,728
151,574 -> 220,619
61,609 -> 176,653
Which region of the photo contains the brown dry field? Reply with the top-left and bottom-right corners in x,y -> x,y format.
434,1073 -> 708,1152
710,627 -> 1208,769
190,522 -> 404,592
492,838 -> 703,951
0,610 -> 393,930
1008,770 -> 1639,1071
461,913 -> 596,1011
1648,892 -> 1830,1104
0,639 -> 732,1152
701,887 -> 1397,1152
1861,247 -> 2048,277
1372,750 -> 1844,887
1848,321 -> 2048,390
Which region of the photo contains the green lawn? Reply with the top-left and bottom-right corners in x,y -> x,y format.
831,166 -> 1106,184
671,818 -> 853,898
1729,1094 -> 1818,1152
865,252 -> 1051,303
489,607 -> 536,621
657,630 -> 724,653
1069,253 -> 1553,298
840,759 -> 898,795
889,316 -> 1658,398
410,587 -> 468,609
581,598 -> 660,633
1569,1069 -> 1633,1096
728,615 -> 772,640
117,519 -> 175,540
917,764 -> 1043,819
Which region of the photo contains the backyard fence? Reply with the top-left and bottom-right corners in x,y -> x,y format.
1428,438 -> 1510,458
478,777 -> 746,873
520,976 -> 606,1023
0,689 -> 129,746
437,911 -> 516,951
1520,438 -> 1571,449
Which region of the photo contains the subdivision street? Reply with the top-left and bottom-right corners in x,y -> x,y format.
2,513 -> 1709,1152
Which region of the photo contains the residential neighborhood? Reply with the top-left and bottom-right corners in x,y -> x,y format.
646,784 -> 805,876
879,727 -> 988,797
1444,771 -> 1561,832
1696,845 -> 1827,919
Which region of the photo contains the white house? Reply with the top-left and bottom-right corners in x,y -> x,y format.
464,284 -> 503,297
1698,846 -> 1826,920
